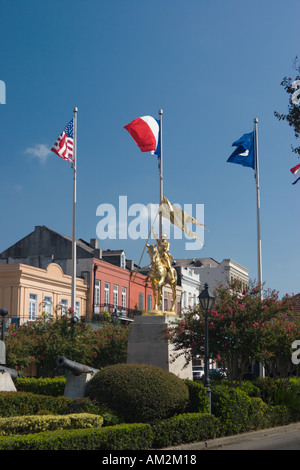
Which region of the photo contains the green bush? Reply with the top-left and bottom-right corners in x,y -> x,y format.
85,363 -> 189,423
184,380 -> 209,413
0,413 -> 103,436
253,377 -> 277,403
0,392 -> 101,417
152,413 -> 219,448
268,405 -> 290,427
288,377 -> 300,392
238,380 -> 261,398
211,384 -> 252,435
247,397 -> 271,431
0,423 -> 153,450
16,377 -> 66,397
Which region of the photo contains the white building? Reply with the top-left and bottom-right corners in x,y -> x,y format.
174,265 -> 201,312
173,258 -> 249,297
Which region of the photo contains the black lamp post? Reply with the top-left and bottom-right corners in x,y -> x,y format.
70,312 -> 79,339
198,283 -> 215,413
0,308 -> 8,342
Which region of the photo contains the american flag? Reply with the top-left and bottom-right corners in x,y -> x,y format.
51,119 -> 74,161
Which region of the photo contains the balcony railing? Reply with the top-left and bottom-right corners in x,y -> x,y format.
92,303 -> 142,322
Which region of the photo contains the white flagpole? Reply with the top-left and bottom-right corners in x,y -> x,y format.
71,107 -> 78,315
254,118 -> 265,378
158,109 -> 163,240
254,118 -> 263,300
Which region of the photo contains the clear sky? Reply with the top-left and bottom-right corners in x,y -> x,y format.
0,0 -> 299,298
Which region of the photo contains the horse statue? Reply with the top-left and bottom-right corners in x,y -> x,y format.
145,242 -> 177,313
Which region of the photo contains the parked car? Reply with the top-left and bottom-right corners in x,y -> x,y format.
209,368 -> 227,379
192,365 -> 204,380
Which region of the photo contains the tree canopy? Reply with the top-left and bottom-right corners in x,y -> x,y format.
167,281 -> 299,384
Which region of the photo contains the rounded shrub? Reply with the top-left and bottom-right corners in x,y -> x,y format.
85,363 -> 189,423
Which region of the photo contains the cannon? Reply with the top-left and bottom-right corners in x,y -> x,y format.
56,356 -> 99,376
56,356 -> 99,399
0,365 -> 18,381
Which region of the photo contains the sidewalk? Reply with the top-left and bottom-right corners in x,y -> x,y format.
162,422 -> 300,450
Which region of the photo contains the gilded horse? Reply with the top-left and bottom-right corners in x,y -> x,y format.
145,244 -> 177,312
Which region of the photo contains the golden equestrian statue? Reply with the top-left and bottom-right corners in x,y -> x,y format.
145,234 -> 177,314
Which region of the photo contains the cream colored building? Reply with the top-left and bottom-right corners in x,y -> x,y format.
0,263 -> 88,324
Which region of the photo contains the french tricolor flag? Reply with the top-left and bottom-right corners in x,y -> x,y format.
124,116 -> 160,157
290,163 -> 300,185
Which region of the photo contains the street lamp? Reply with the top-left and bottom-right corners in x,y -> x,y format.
198,283 -> 215,413
0,308 -> 8,342
70,313 -> 79,339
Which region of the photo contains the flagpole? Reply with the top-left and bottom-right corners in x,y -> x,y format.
71,107 -> 78,314
254,118 -> 263,300
158,109 -> 163,240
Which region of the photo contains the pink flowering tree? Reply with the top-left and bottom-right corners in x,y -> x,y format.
5,312 -> 128,376
167,280 -> 299,384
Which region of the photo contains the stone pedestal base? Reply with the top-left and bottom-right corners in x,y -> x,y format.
0,371 -> 17,392
63,371 -> 94,399
127,315 -> 192,380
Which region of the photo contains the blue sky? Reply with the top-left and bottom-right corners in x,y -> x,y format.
0,0 -> 299,297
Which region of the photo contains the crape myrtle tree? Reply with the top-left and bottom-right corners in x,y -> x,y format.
274,57 -> 300,156
5,310 -> 128,377
167,280 -> 299,384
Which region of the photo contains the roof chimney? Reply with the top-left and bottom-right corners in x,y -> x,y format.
90,238 -> 98,249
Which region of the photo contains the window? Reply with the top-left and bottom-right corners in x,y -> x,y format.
113,285 -> 119,308
147,294 -> 152,311
61,299 -> 68,315
104,282 -> 110,308
94,280 -> 100,313
122,287 -> 127,312
138,293 -> 143,311
29,294 -> 37,321
76,301 -> 80,317
44,296 -> 52,316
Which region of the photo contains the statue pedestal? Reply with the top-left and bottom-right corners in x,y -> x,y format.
0,371 -> 17,392
127,314 -> 192,380
64,371 -> 93,399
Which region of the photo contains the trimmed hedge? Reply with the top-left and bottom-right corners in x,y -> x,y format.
0,377 -> 298,450
152,413 -> 219,448
16,377 -> 66,397
0,392 -> 101,417
0,413 -> 219,450
86,363 -> 189,423
0,413 -> 103,436
0,423 -> 154,450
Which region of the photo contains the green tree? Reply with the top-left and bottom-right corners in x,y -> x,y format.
167,281 -> 299,384
5,312 -> 128,376
274,57 -> 300,155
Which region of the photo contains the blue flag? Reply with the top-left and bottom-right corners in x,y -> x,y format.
227,131 -> 255,169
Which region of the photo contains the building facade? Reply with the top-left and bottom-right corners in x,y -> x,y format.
0,262 -> 88,324
174,265 -> 200,312
0,225 -> 156,322
173,257 -> 249,295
